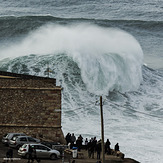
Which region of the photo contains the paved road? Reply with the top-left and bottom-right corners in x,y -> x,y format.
0,142 -> 139,163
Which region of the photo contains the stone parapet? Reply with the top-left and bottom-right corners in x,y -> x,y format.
0,78 -> 56,88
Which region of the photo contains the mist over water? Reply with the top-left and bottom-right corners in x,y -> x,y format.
0,23 -> 143,95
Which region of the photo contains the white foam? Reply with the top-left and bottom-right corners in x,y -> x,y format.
0,23 -> 144,95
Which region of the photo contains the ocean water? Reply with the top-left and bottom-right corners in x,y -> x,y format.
0,1 -> 163,162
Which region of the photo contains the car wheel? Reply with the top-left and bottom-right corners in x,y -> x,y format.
25,153 -> 30,159
50,154 -> 57,160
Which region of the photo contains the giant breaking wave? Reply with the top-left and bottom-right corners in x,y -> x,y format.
0,24 -> 144,95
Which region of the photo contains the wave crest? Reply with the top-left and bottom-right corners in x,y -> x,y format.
0,23 -> 144,95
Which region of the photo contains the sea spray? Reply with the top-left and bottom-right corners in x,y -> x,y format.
0,23 -> 144,95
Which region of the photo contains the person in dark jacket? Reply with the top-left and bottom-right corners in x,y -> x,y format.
85,138 -> 88,150
105,139 -> 111,154
6,147 -> 13,162
70,133 -> 76,148
32,146 -> 40,163
96,140 -> 101,160
65,133 -> 71,145
87,139 -> 92,158
76,137 -> 81,151
90,137 -> 97,159
76,135 -> 83,151
28,145 -> 34,163
115,143 -> 120,151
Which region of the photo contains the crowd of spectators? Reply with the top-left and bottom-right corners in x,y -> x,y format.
65,133 -> 120,160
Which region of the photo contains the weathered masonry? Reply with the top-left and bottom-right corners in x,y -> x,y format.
0,71 -> 65,143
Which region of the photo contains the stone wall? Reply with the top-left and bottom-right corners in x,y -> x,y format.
0,77 -> 65,144
0,78 -> 56,88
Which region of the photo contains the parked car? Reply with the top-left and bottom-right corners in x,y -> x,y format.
9,136 -> 40,148
18,143 -> 60,160
2,133 -> 26,145
41,141 -> 60,148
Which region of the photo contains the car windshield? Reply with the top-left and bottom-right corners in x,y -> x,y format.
28,137 -> 36,142
20,137 -> 27,141
13,134 -> 20,137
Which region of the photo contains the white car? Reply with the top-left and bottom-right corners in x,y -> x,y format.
18,143 -> 60,160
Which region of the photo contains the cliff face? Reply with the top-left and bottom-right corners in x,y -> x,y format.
0,72 -> 65,143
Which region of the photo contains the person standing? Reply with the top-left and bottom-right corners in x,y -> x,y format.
28,145 -> 34,163
78,135 -> 83,151
34,146 -> 40,163
65,133 -> 71,145
90,137 -> 97,159
85,138 -> 88,150
76,137 -> 81,151
6,147 -> 13,162
70,133 -> 76,148
105,139 -> 111,154
114,143 -> 120,151
96,140 -> 102,160
87,139 -> 92,158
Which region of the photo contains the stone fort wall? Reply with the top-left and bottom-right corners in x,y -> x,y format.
0,76 -> 65,143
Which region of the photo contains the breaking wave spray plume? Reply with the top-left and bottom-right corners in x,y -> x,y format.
0,23 -> 144,95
